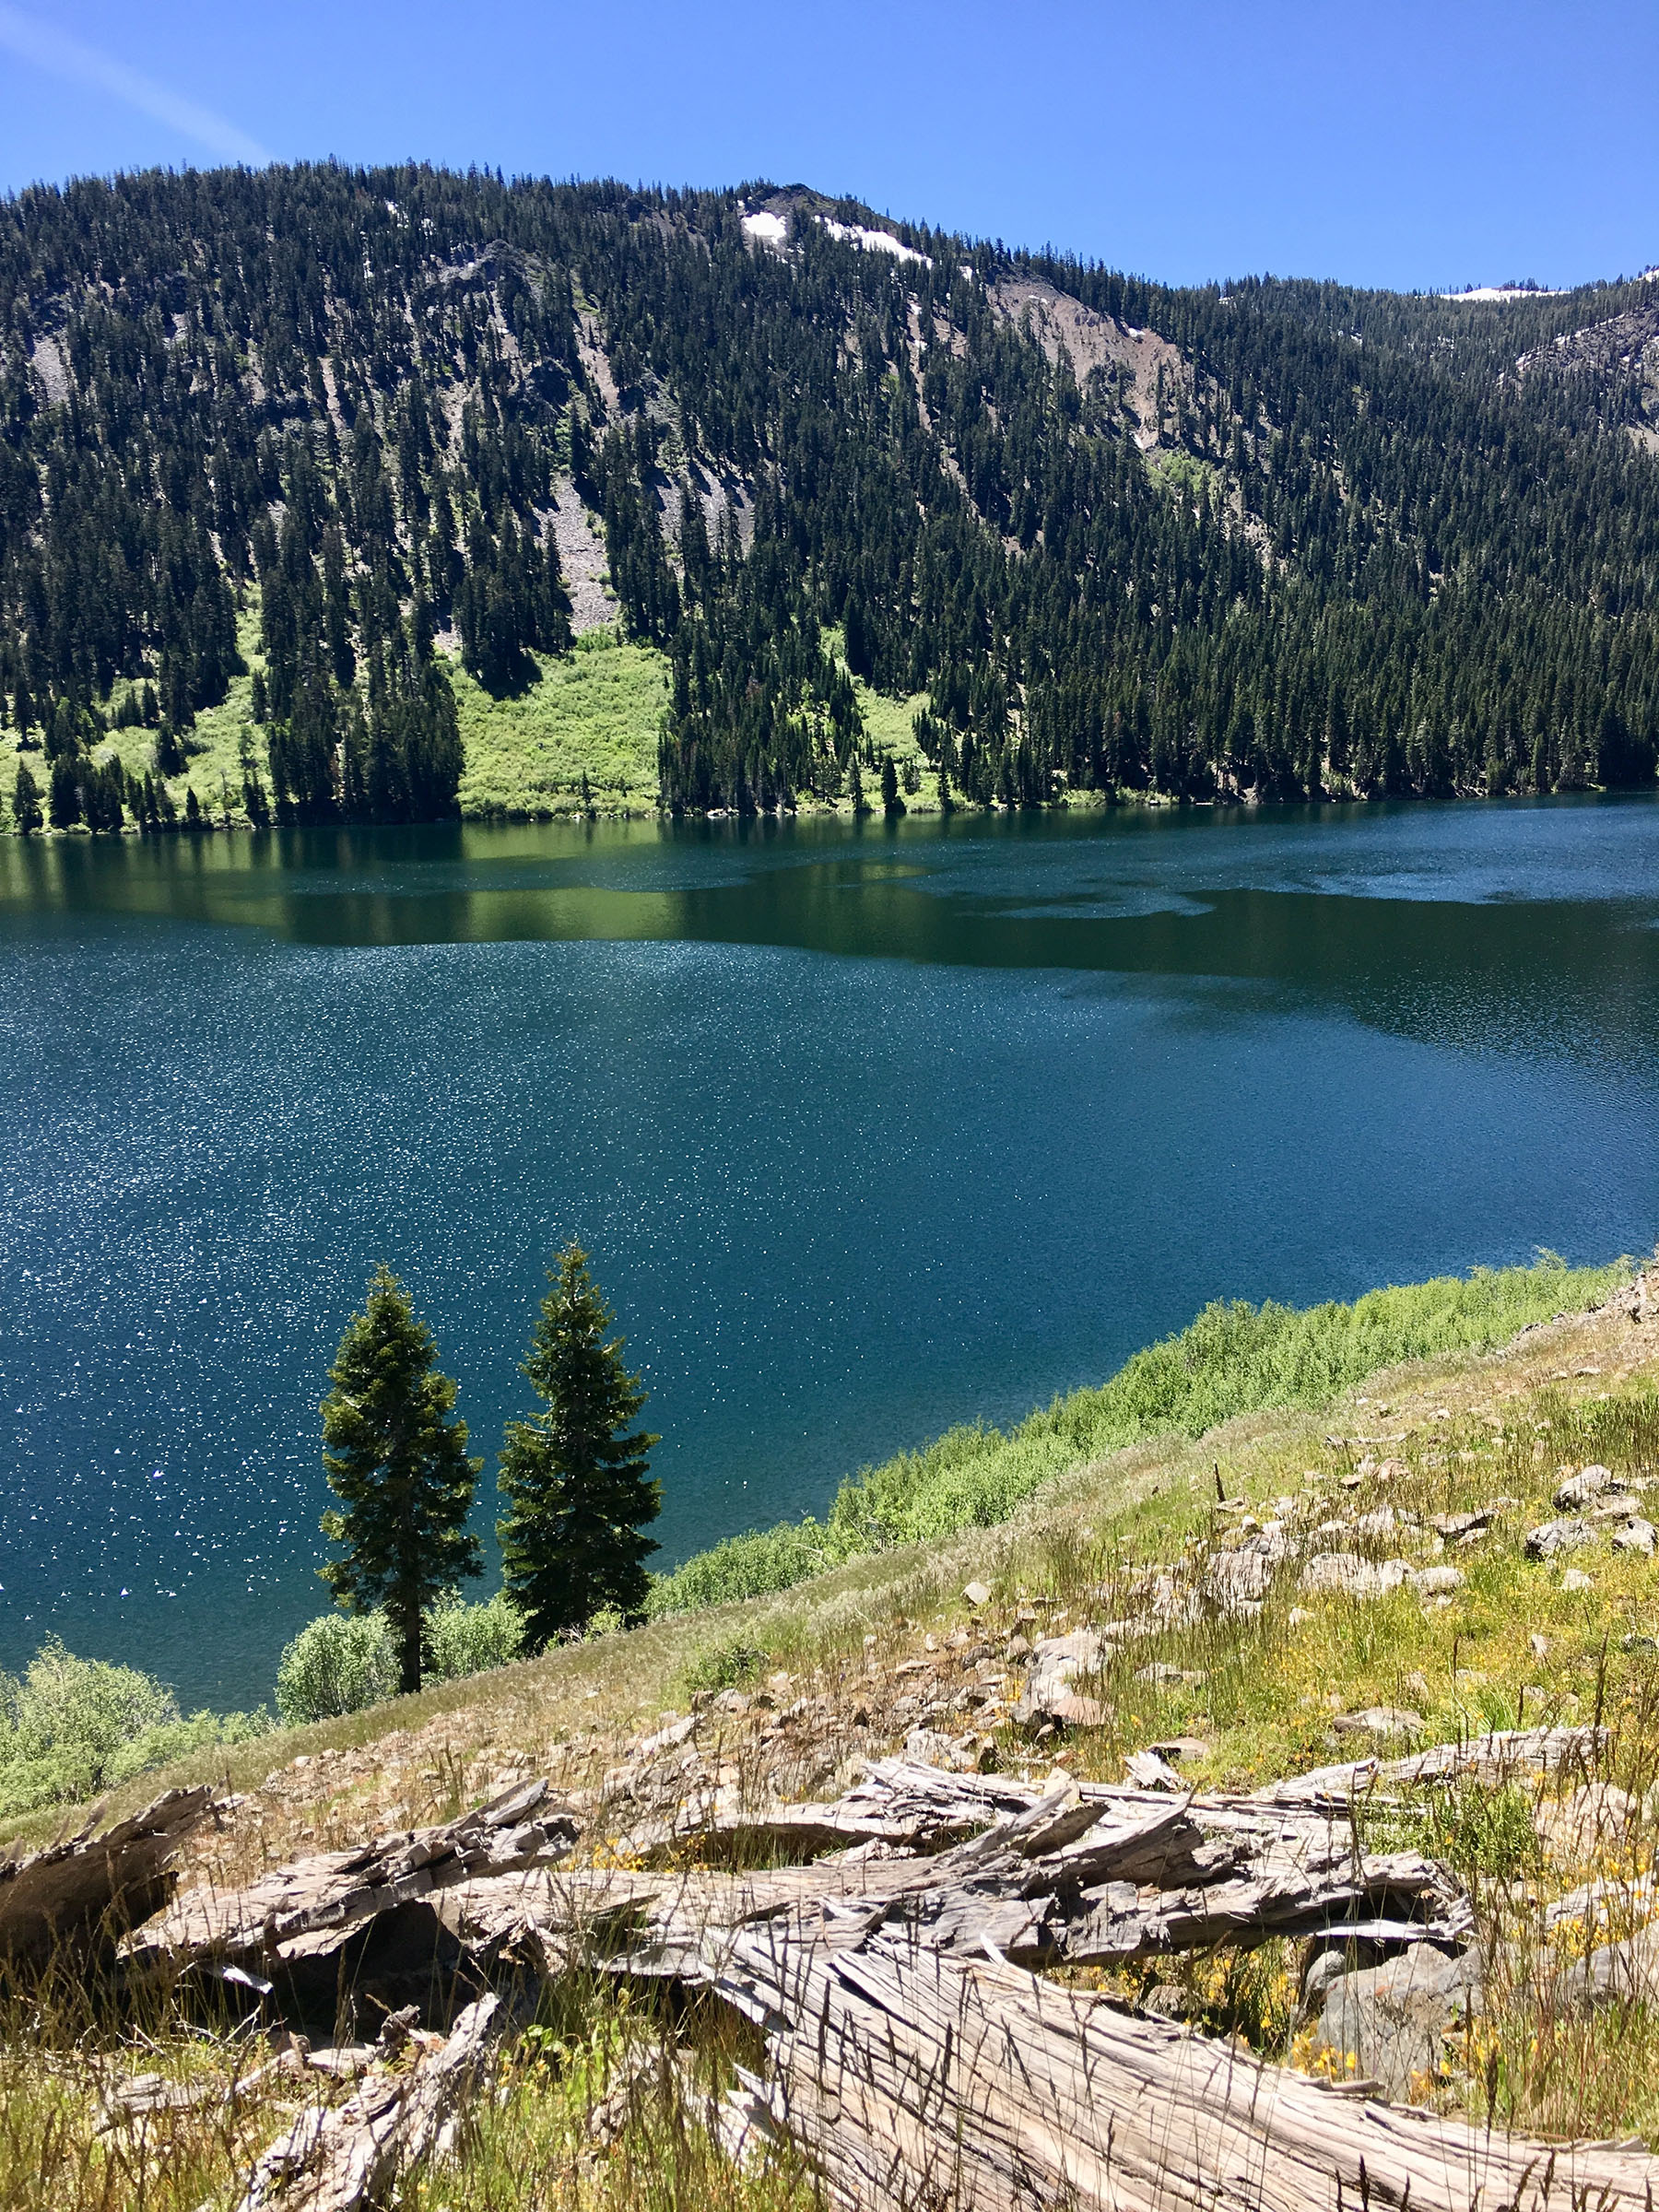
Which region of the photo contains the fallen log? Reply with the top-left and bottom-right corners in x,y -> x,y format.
135,1752 -> 1474,2023
436,1775 -> 1465,1987
235,1992 -> 501,2212
0,1786 -> 212,1970
1251,1725 -> 1607,1809
127,1779 -> 578,1971
714,1912 -> 1659,2212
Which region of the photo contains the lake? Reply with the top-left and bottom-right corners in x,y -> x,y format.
2,794 -> 1656,1709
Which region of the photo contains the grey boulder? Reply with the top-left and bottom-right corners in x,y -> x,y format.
1312,1947 -> 1481,2101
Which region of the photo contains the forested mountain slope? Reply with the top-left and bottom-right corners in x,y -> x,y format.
1,165 -> 1656,827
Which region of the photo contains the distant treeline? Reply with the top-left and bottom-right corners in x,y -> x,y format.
1,167 -> 1657,825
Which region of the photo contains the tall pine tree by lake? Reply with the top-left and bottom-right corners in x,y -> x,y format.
318,1265 -> 482,1694
498,1244 -> 661,1646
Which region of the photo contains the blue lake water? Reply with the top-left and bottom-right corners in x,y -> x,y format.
2,795 -> 1656,1708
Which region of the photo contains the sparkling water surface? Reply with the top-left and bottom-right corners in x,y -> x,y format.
2,794 -> 1656,1707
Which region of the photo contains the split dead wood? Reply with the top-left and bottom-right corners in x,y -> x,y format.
713,1912 -> 1659,2212
435,1765 -> 1465,1983
234,1992 -> 501,2212
0,1786 -> 213,1969
126,1779 -> 578,1979
1248,1724 -> 1608,1809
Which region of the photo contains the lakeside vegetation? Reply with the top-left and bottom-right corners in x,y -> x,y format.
0,1252 -> 1624,1809
648,1253 -> 1625,1614
5,1259 -> 1659,2205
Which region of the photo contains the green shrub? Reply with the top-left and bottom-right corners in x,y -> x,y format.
0,1638 -> 270,1817
649,1253 -> 1622,1619
275,1610 -> 398,1724
681,1634 -> 766,1698
425,1589 -> 525,1682
275,1592 -> 526,1724
649,1520 -> 830,1617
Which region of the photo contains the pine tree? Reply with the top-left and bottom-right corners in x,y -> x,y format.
318,1265 -> 482,1693
497,1244 -> 661,1647
12,761 -> 41,834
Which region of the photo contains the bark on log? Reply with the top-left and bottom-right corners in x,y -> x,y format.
713,1913 -> 1659,2212
234,1993 -> 501,2212
0,1787 -> 212,1969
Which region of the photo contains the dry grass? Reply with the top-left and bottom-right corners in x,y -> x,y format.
5,1287 -> 1659,2204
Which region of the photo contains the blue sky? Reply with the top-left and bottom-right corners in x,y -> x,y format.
1,0 -> 1653,292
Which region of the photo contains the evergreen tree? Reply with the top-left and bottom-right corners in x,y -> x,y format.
12,760 -> 41,834
318,1265 -> 482,1694
497,1243 -> 661,1646
48,757 -> 81,829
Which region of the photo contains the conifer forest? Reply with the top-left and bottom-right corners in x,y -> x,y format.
2,165 -> 1658,825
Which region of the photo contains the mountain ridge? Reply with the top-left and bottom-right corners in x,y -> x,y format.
1,165 -> 1657,828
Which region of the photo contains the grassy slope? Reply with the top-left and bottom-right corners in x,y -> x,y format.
0,603 -> 935,829
452,630 -> 668,816
6,1263 -> 1659,2208
650,1257 -> 1628,1612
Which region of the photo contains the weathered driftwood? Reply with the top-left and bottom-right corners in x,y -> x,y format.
0,1786 -> 212,1969
235,1993 -> 500,2212
433,1771 -> 1465,1988
127,1779 -> 577,1973
1249,1725 -> 1607,1810
142,1750 -> 1479,2018
714,1912 -> 1659,2212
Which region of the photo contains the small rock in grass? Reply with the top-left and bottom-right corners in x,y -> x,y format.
1561,1568 -> 1594,1593
962,1580 -> 992,1609
1535,1783 -> 1636,1861
1300,1554 -> 1410,1599
1558,1921 -> 1659,2009
1613,1518 -> 1657,1556
1147,1735 -> 1209,1764
1134,1662 -> 1207,1687
1312,1947 -> 1481,2102
1047,1691 -> 1110,1728
1332,1706 -> 1424,1742
1525,1519 -> 1594,1560
1409,1566 -> 1465,1597
1431,1509 -> 1492,1539
1529,1632 -> 1550,1659
1554,1464 -> 1623,1512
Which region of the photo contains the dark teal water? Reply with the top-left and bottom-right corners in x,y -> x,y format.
3,796 -> 1657,1709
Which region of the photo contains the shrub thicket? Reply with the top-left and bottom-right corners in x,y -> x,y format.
0,1639 -> 270,1818
274,1591 -> 526,1724
648,1254 -> 1623,1616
